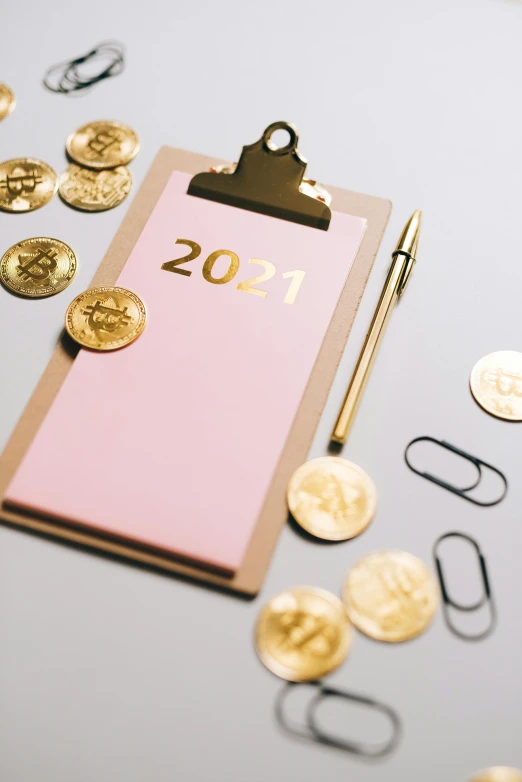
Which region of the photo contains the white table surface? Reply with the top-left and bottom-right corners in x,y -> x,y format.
2,1 -> 522,779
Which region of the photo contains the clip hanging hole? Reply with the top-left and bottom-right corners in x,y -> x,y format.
263,121 -> 298,156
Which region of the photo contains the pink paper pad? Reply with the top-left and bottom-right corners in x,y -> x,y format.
6,172 -> 366,575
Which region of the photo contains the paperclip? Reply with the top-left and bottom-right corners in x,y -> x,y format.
275,682 -> 401,758
404,437 -> 508,506
275,682 -> 318,743
433,532 -> 496,641
307,685 -> 402,757
43,41 -> 125,95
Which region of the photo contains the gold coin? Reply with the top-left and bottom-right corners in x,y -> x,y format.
0,237 -> 77,298
66,121 -> 139,169
342,550 -> 439,643
470,351 -> 522,421
59,164 -> 132,211
287,457 -> 376,541
255,586 -> 352,681
65,286 -> 146,351
0,83 -> 15,121
470,769 -> 522,782
0,158 -> 58,212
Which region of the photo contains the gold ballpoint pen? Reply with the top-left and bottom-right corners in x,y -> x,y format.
331,210 -> 422,445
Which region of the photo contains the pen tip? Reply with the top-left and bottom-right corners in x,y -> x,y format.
395,210 -> 422,258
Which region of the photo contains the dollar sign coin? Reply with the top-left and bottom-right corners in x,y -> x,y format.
255,586 -> 352,681
0,83 -> 15,121
287,457 -> 376,541
342,550 -> 439,643
0,158 -> 58,212
59,164 -> 132,211
0,237 -> 77,298
470,351 -> 522,421
66,121 -> 139,169
65,286 -> 146,351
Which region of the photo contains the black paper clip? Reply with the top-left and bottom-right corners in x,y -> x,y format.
43,41 -> 125,95
404,437 -> 508,506
433,532 -> 496,641
275,682 -> 401,758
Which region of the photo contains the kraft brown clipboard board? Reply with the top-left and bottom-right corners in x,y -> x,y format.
0,142 -> 391,596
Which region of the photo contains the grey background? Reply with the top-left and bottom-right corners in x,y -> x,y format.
1,0 -> 521,779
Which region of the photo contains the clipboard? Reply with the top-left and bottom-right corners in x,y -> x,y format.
0,122 -> 391,596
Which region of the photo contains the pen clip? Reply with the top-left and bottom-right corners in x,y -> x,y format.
395,251 -> 416,298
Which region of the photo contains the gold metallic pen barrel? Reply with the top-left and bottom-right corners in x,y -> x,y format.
331,255 -> 409,444
330,209 -> 421,445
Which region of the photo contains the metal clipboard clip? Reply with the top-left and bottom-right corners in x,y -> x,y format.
188,121 -> 332,231
275,682 -> 402,758
433,532 -> 496,641
404,437 -> 508,506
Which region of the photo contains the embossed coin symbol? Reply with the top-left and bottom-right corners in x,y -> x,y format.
255,586 -> 352,681
84,297 -> 132,332
59,164 -> 132,211
342,551 -> 439,643
88,130 -> 121,157
280,611 -> 335,655
0,238 -> 77,298
66,121 -> 139,169
18,247 -> 58,281
287,457 -> 377,540
470,351 -> 522,421
0,158 -> 58,212
5,168 -> 42,195
65,286 -> 146,351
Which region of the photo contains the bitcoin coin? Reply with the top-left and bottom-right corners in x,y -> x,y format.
470,351 -> 522,421
59,164 -> 132,211
65,286 -> 146,351
342,550 -> 439,643
287,457 -> 376,541
0,83 -> 15,121
0,237 -> 77,298
255,586 -> 352,681
66,121 -> 139,169
470,769 -> 522,782
0,158 -> 58,212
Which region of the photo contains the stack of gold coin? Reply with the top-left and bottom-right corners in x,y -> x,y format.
0,83 -> 15,121
342,550 -> 439,643
60,120 -> 139,211
255,586 -> 351,681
